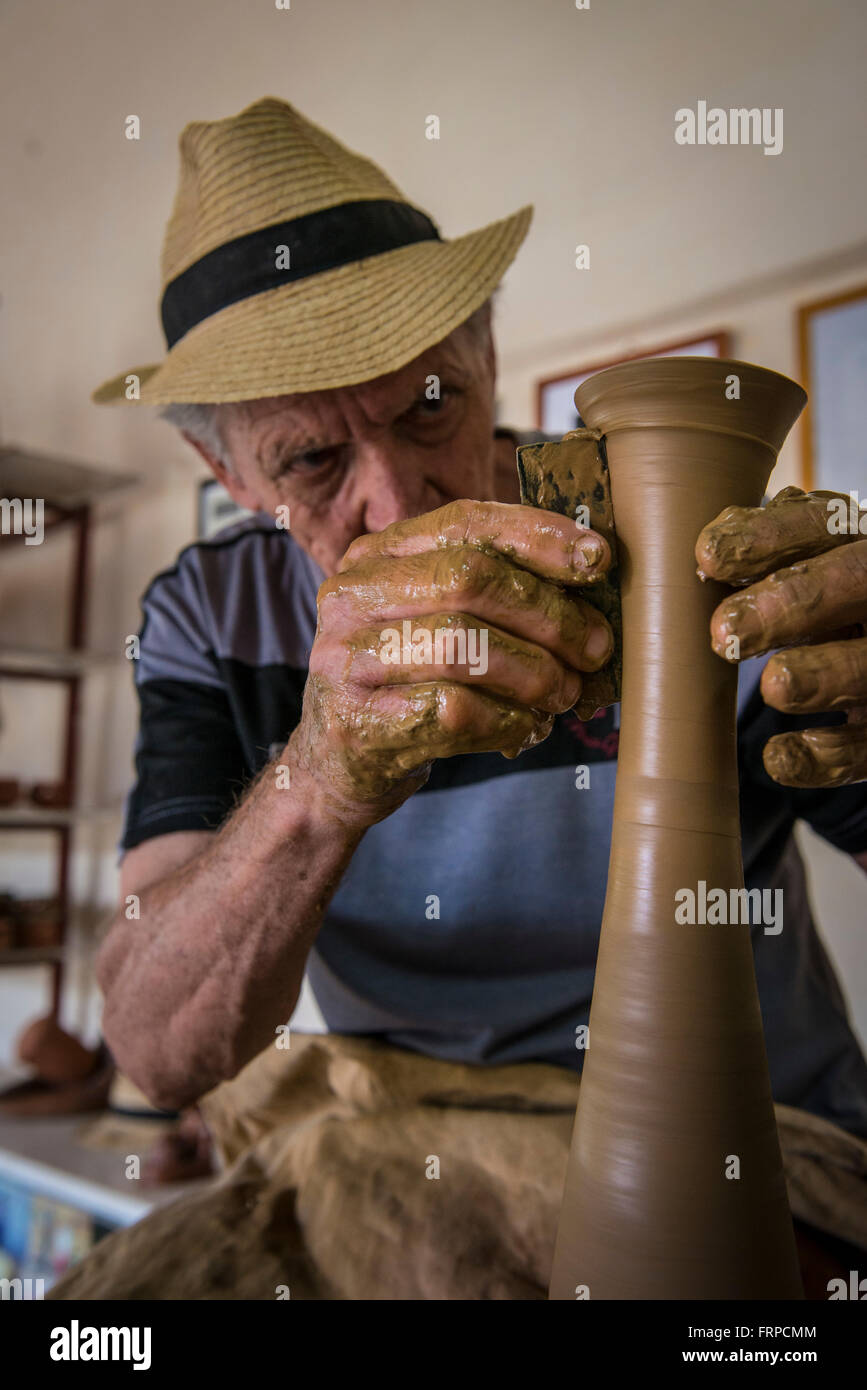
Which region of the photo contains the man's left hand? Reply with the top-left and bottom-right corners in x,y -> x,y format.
696,486 -> 867,788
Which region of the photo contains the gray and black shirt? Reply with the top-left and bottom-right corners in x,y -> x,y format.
121,500 -> 867,1136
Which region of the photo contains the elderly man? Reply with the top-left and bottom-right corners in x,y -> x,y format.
93,95 -> 867,1176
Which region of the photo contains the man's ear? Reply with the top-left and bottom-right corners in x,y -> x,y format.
180,433 -> 262,513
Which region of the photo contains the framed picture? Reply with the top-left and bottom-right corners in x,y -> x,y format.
798,283 -> 867,493
536,331 -> 730,435
197,478 -> 253,540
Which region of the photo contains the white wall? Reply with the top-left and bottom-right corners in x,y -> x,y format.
3,0 -> 867,464
497,245 -> 867,492
1,0 -> 865,1061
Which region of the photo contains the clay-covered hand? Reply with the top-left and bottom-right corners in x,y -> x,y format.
289,498 -> 614,826
696,485 -> 867,788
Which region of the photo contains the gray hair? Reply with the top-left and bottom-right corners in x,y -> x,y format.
158,401 -> 231,468
158,292 -> 496,467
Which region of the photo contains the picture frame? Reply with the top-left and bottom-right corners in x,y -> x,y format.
536,331 -> 730,435
798,283 -> 867,493
197,478 -> 253,540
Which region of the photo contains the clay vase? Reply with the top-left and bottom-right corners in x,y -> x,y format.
548,357 -> 807,1300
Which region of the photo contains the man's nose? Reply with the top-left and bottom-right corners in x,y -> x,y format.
358,446 -> 437,533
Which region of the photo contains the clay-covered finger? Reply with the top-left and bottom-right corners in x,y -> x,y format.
320,547 -> 614,672
351,681 -> 555,771
710,539 -> 867,660
346,614 -> 583,714
696,486 -> 858,586
761,636 -> 867,713
763,722 -> 867,788
340,498 -> 611,586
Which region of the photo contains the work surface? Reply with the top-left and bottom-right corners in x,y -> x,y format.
45,1032 -> 867,1301
0,1110 -> 205,1228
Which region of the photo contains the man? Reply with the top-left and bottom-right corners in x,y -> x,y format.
94,97 -> 867,1148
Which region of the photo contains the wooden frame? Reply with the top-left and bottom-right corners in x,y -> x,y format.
798,281 -> 867,492
197,477 -> 253,539
536,331 -> 730,434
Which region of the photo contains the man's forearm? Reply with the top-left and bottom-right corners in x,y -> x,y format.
97,764 -> 364,1110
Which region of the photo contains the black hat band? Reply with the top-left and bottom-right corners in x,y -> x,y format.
160,198 -> 442,349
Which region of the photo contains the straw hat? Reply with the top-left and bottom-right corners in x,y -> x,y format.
92,96 -> 533,405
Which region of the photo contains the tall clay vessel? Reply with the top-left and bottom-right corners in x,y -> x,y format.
548,357 -> 807,1300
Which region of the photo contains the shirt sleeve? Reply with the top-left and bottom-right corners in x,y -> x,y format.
120,555 -> 250,852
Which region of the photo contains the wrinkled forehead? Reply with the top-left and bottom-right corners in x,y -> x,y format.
221,320 -> 490,448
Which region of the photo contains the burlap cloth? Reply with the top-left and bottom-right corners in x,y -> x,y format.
49,1031 -> 867,1300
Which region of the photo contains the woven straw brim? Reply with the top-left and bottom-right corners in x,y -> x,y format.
92,204 -> 532,405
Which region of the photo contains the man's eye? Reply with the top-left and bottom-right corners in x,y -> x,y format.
282,447 -> 341,473
410,387 -> 458,416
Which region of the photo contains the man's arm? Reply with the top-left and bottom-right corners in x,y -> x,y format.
121,829 -> 214,899
97,761 -> 364,1111
101,499 -> 613,1112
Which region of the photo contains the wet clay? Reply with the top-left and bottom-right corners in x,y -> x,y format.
517,431 -> 623,719
547,357 -> 807,1300
762,721 -> 867,789
696,485 -> 858,583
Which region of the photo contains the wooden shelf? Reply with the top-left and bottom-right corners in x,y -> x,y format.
0,446 -> 136,510
0,647 -> 119,677
0,453 -> 133,1010
0,948 -> 64,966
0,805 -> 122,828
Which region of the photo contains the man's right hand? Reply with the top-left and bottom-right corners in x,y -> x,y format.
289,498 -> 614,827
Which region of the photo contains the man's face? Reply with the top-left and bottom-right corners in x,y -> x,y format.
207,319 -> 498,576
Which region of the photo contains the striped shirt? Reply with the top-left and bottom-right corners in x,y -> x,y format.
122,496 -> 867,1136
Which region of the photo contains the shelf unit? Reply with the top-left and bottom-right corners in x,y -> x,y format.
0,446 -> 136,1020
0,805 -> 123,828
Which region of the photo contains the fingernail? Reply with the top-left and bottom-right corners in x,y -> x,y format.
763,733 -> 816,787
584,622 -> 613,665
769,657 -> 818,706
716,602 -> 762,654
573,535 -> 604,570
